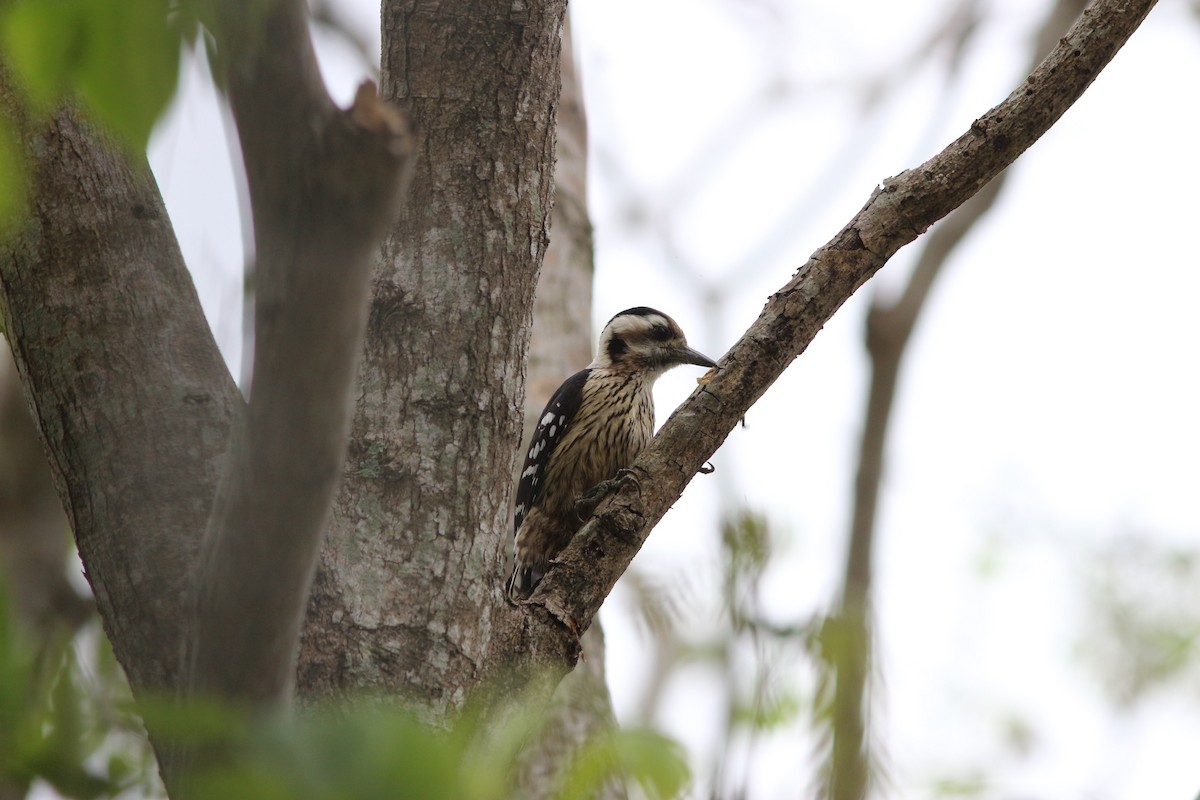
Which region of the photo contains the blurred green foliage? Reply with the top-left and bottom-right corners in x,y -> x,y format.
0,117 -> 25,236
622,507 -> 892,797
553,727 -> 688,800
0,578 -> 161,798
0,0 -> 190,232
0,574 -> 690,800
156,692 -> 690,800
622,509 -> 821,795
0,0 -> 184,150
1079,535 -> 1200,706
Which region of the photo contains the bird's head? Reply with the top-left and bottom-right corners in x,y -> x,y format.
590,307 -> 718,375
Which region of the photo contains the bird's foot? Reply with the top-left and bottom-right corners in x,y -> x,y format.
574,468 -> 641,520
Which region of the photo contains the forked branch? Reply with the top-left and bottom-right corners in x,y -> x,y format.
185,0 -> 414,710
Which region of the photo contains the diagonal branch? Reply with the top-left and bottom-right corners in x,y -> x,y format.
0,84 -> 239,699
829,2 -> 1091,795
523,0 -> 1158,665
184,0 -> 414,708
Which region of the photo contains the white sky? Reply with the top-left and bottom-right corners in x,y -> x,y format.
147,1 -> 1200,797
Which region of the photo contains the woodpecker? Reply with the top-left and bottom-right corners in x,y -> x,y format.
506,307 -> 718,601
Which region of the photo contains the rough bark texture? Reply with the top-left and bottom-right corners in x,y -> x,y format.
298,0 -> 568,713
0,97 -> 239,696
516,626 -> 622,795
186,0 -> 414,710
525,18 -> 594,399
522,0 -> 1158,674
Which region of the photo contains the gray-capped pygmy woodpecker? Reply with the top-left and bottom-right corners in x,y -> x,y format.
506,307 -> 718,601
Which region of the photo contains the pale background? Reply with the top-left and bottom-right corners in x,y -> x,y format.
147,0 -> 1200,797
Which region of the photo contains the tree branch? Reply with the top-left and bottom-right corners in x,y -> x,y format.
525,0 -> 1158,664
0,88 -> 239,698
829,3 -> 1091,795
185,0 -> 414,707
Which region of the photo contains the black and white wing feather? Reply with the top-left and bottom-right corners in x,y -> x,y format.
514,368 -> 589,532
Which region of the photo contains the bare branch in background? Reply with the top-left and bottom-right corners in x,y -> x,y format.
829,1 -> 1089,796
598,0 -> 986,300
517,0 -> 1158,676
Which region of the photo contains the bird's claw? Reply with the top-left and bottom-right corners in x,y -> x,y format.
612,467 -> 642,494
574,468 -> 641,520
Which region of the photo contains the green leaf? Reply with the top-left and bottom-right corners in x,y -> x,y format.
0,0 -> 181,151
0,0 -> 87,111
190,762 -> 295,800
74,0 -> 180,151
105,753 -> 133,786
0,119 -> 27,240
556,728 -> 690,800
133,694 -> 250,748
607,729 -> 690,800
733,690 -> 802,731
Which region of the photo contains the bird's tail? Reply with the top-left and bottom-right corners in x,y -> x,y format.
505,563 -> 544,602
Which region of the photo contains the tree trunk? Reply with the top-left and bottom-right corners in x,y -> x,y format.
297,0 -> 568,712
0,342 -> 90,633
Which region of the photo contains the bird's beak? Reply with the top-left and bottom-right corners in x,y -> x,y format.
674,344 -> 718,369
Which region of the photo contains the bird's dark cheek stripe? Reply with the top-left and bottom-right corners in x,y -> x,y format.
606,337 -> 628,361
508,308 -> 709,601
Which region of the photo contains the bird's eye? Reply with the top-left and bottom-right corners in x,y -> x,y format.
649,325 -> 672,342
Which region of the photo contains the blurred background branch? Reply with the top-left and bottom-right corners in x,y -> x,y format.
829,2 -> 1090,797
